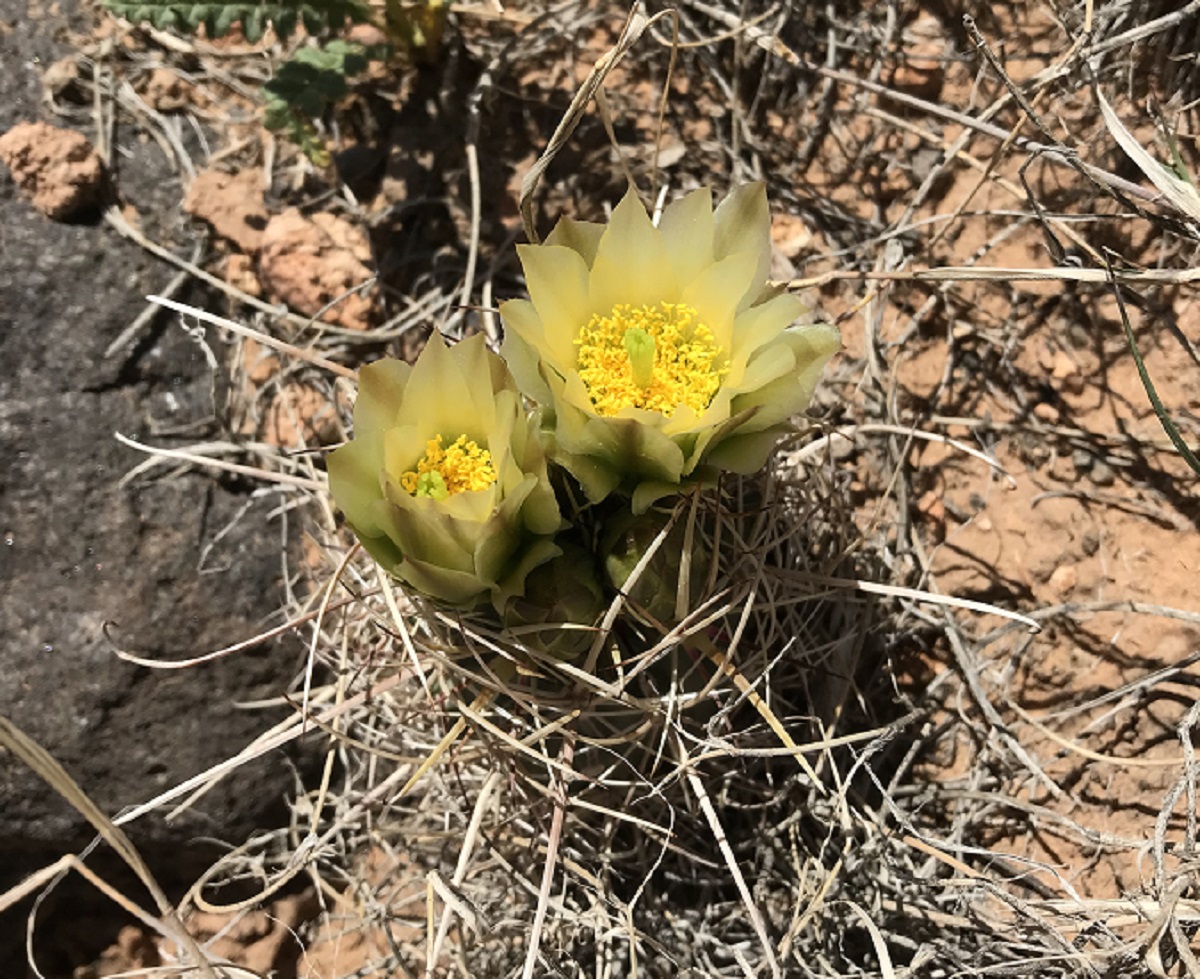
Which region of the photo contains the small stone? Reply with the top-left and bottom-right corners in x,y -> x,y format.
771,213 -> 813,259
41,57 -> 82,102
1052,350 -> 1085,395
1072,449 -> 1093,472
1048,564 -> 1078,596
917,488 -> 945,523
345,22 -> 389,46
1051,350 -> 1077,380
1033,402 -> 1058,422
1090,461 -> 1116,487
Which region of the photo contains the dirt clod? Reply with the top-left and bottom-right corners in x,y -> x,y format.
72,925 -> 160,979
258,209 -> 376,330
169,892 -> 317,977
183,167 -> 268,253
1048,563 -> 1078,595
0,120 -> 104,219
260,382 -> 340,449
138,67 -> 197,112
240,337 -> 280,384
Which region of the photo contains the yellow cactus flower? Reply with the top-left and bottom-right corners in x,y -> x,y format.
327,332 -> 562,609
500,183 -> 840,512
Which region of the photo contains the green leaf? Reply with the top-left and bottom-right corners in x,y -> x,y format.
1107,257 -> 1200,477
261,97 -> 292,131
100,0 -> 371,39
259,38 -> 383,164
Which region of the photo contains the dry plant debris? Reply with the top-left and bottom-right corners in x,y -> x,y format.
4,0 -> 1200,977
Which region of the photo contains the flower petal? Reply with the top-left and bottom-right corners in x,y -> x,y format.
494,538 -> 564,609
499,299 -> 556,405
713,182 -> 771,308
474,475 -> 535,583
729,292 -> 805,362
550,443 -> 622,503
440,484 -> 499,524
327,437 -> 387,537
359,502 -> 406,571
517,243 -> 591,371
555,406 -> 687,491
353,358 -> 411,437
398,556 -> 490,606
658,187 -> 715,290
546,217 -> 606,267
700,427 -> 783,474
630,479 -> 693,515
681,247 -> 761,352
403,332 -> 488,442
454,333 -> 502,430
382,482 -> 477,573
588,187 -> 675,313
730,323 -> 841,430
381,424 -> 427,483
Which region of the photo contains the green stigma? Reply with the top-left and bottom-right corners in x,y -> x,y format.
623,327 -> 656,389
414,470 -> 449,500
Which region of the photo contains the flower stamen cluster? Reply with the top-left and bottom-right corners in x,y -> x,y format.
575,302 -> 726,418
400,434 -> 497,499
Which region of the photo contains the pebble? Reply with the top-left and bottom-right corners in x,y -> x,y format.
1049,564 -> 1078,596
1090,461 -> 1116,487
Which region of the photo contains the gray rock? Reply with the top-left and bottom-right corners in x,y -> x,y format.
0,0 -> 314,969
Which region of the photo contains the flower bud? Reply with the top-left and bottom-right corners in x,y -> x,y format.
602,508 -> 709,626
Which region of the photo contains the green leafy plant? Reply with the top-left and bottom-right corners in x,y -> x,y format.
103,0 -> 446,162
262,40 -> 385,166
102,0 -> 369,43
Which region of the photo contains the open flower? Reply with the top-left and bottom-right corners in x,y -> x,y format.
327,333 -> 562,609
500,183 -> 840,512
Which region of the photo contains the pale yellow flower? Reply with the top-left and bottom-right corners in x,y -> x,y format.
327,332 -> 562,608
499,183 -> 840,512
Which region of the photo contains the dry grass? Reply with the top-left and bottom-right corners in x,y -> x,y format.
6,0 -> 1200,976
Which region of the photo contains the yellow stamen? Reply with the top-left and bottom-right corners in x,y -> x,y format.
401,435 -> 497,498
575,302 -> 726,417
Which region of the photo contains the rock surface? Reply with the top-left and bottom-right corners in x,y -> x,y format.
0,0 -> 311,972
